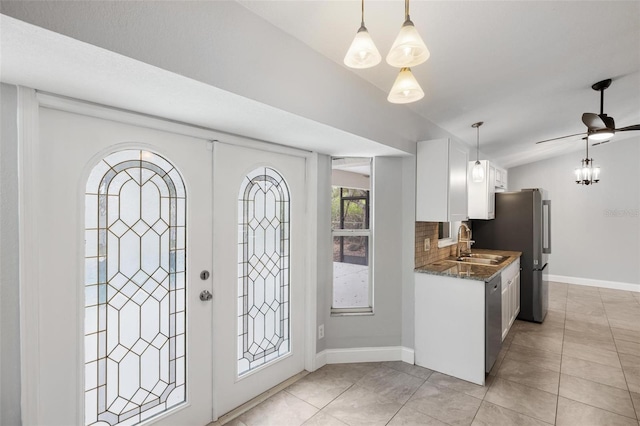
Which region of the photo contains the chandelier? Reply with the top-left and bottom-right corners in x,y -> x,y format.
344,0 -> 429,104
574,139 -> 601,185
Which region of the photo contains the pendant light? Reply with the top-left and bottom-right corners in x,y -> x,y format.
387,67 -> 424,104
344,0 -> 381,69
574,139 -> 601,185
471,122 -> 485,182
386,0 -> 430,68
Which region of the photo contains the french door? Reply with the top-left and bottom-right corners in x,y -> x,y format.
212,142 -> 307,417
23,99 -> 309,425
30,107 -> 214,425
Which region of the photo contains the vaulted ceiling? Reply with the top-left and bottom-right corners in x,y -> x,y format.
239,0 -> 640,167
2,1 -> 639,167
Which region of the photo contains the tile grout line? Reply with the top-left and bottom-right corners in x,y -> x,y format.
599,286 -> 640,422
554,289 -> 569,425
383,368 -> 433,426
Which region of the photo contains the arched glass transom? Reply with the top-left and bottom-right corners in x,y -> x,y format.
238,167 -> 290,376
84,150 -> 186,425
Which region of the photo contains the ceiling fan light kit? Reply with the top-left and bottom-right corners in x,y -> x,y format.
345,0 -> 429,104
587,128 -> 615,141
471,121 -> 485,182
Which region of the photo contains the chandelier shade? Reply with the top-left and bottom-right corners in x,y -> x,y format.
387,67 -> 424,104
386,19 -> 430,68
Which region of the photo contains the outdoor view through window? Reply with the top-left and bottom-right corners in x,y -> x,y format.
331,158 -> 372,312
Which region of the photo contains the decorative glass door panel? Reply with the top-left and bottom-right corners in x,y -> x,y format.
85,150 -> 186,425
237,167 -> 290,376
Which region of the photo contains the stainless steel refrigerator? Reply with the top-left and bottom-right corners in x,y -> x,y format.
472,189 -> 551,323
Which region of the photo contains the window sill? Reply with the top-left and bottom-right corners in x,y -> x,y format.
438,238 -> 457,248
330,307 -> 374,316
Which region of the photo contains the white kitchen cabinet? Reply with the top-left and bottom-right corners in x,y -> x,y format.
415,272 -> 486,385
416,138 -> 468,222
468,160 -> 495,220
495,167 -> 508,190
501,258 -> 521,340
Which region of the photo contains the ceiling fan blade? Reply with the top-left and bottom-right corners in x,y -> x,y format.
582,112 -> 607,130
534,132 -> 586,144
591,140 -> 610,147
616,124 -> 640,132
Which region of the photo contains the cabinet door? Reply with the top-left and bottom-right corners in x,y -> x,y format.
509,278 -> 516,326
416,139 -> 450,222
501,284 -> 510,341
488,166 -> 496,218
449,140 -> 469,222
514,271 -> 520,317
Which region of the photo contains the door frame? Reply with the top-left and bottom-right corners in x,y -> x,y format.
17,87 -> 319,425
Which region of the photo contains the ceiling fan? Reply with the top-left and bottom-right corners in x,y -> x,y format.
534,78 -> 640,145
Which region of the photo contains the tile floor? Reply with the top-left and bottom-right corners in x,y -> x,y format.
222,283 -> 640,426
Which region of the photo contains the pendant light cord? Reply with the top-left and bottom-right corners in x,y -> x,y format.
405,0 -> 410,21
476,125 -> 481,161
472,121 -> 483,162
361,0 -> 365,27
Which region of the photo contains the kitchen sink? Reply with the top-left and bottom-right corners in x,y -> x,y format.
464,253 -> 505,261
446,254 -> 508,267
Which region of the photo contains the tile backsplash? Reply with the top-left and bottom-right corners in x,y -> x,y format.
414,222 -> 458,268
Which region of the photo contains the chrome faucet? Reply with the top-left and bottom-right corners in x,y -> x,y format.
456,224 -> 474,258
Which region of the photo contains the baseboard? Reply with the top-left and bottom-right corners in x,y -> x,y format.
315,346 -> 415,368
315,349 -> 327,370
549,274 -> 640,293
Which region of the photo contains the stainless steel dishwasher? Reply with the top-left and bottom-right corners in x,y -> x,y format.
485,274 -> 502,373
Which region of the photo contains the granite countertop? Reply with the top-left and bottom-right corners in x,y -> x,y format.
414,249 -> 522,282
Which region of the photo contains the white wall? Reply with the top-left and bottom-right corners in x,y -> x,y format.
323,157 -> 407,349
0,83 -> 21,425
401,156 -> 416,349
509,136 -> 640,289
315,154 -> 332,354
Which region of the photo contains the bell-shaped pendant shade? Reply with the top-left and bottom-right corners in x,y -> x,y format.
387,67 -> 424,104
472,161 -> 485,182
386,20 -> 430,67
344,26 -> 382,69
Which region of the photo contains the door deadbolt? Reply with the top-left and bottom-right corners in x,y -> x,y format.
200,270 -> 210,280
199,290 -> 213,301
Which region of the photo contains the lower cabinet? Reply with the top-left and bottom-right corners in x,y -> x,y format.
501,283 -> 510,341
501,258 -> 521,341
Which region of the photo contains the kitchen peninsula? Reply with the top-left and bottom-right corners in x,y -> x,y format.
414,249 -> 521,385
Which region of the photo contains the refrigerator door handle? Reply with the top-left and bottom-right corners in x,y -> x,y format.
542,200 -> 551,254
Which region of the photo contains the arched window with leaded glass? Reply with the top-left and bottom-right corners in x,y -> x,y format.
237,167 -> 291,376
84,149 -> 186,425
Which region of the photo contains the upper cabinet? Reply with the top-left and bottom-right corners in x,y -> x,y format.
416,138 -> 468,222
495,167 -> 508,191
468,161 -> 509,220
468,160 -> 495,220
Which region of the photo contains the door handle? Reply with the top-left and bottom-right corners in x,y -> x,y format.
199,290 -> 213,301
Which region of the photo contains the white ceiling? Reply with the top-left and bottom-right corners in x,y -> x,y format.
1,1 -> 639,168
239,0 -> 640,166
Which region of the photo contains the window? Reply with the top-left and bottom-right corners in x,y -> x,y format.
438,222 -> 450,240
84,150 -> 186,425
438,221 -> 462,248
237,167 -> 290,376
331,158 -> 372,313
